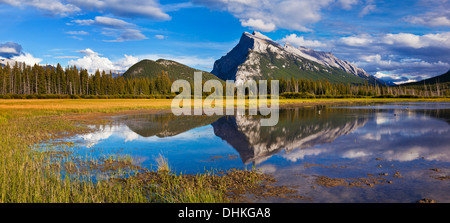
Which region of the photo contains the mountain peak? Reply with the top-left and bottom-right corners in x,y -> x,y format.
212,32 -> 379,84
242,31 -> 274,42
252,31 -> 271,40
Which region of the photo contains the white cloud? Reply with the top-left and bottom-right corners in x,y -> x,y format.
192,0 -> 337,32
69,0 -> 170,20
359,4 -> 376,17
0,42 -> 22,58
338,34 -> 373,46
337,0 -> 359,10
72,19 -> 95,26
0,46 -> 19,54
337,32 -> 450,49
54,55 -> 80,59
72,16 -> 135,28
11,52 -> 43,65
68,48 -> 214,74
71,16 -> 147,42
0,0 -> 81,16
404,0 -> 450,27
382,32 -> 450,49
102,28 -> 148,42
356,54 -> 450,79
240,18 -> 276,32
407,15 -> 450,27
0,0 -> 170,20
77,48 -> 99,56
154,35 -> 166,39
115,54 -> 139,70
69,48 -> 139,74
280,34 -> 326,48
94,16 -> 135,28
65,30 -> 89,35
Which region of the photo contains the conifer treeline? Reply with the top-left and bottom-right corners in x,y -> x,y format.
275,77 -> 450,98
0,62 -> 172,96
0,62 -> 448,98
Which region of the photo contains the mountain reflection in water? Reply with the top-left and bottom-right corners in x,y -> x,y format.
72,103 -> 450,170
69,102 -> 450,202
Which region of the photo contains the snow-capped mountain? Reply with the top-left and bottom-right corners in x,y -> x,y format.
286,44 -> 370,78
212,31 -> 379,85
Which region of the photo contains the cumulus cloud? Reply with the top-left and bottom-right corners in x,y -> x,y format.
68,48 -> 139,74
280,34 -> 327,48
338,34 -> 373,47
240,18 -> 277,32
382,32 -> 450,49
12,53 -> 43,65
115,54 -> 140,70
192,0 -> 348,32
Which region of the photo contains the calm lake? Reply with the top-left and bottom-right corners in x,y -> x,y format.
60,102 -> 450,203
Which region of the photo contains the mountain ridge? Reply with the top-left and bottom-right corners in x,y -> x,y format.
211,31 -> 382,85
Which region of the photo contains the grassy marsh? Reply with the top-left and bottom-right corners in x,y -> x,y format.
0,98 -> 448,203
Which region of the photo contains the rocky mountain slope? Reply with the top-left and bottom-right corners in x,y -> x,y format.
211,31 -> 381,85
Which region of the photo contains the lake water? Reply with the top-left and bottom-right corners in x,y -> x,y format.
62,102 -> 450,203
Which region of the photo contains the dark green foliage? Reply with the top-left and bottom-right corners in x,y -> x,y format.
0,62 -> 176,97
0,61 -> 447,98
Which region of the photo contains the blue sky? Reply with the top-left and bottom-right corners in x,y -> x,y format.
0,0 -> 449,84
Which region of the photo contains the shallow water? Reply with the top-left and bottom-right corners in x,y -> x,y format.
62,102 -> 450,203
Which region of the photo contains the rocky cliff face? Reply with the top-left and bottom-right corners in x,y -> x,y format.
211,31 -> 378,85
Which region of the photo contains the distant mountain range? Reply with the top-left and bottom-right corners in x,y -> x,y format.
401,70 -> 450,86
